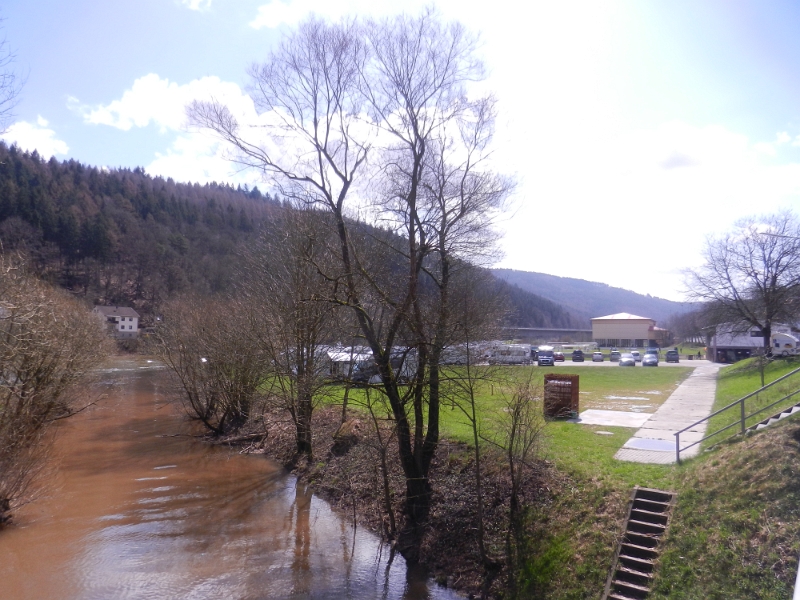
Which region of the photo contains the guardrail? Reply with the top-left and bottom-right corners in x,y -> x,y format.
674,365 -> 800,463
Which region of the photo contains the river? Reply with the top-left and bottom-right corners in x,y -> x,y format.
0,357 -> 459,600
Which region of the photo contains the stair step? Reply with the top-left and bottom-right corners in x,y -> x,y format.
751,402 -> 800,432
630,508 -> 669,526
624,531 -> 660,548
627,519 -> 666,535
616,566 -> 654,587
619,554 -> 655,573
619,542 -> 658,561
634,488 -> 673,504
632,498 -> 670,513
612,578 -> 652,598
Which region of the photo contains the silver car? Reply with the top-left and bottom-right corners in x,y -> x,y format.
618,353 -> 636,366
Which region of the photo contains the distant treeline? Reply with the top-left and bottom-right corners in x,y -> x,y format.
0,143 -> 581,328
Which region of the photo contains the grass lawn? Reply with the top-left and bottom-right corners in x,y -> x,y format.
337,364 -> 693,489
326,360 -> 800,596
703,356 -> 800,449
435,365 -> 691,486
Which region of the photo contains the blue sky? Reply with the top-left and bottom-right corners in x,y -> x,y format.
4,0 -> 800,303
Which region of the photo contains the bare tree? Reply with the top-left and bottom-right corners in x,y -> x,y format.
0,258 -> 109,524
489,373 -> 546,598
685,211 -> 800,353
189,9 -> 510,563
152,296 -> 268,435
243,208 -> 342,460
0,22 -> 22,133
442,266 -> 507,571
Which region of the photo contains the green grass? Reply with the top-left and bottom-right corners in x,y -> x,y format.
328,360 -> 800,596
703,356 -> 800,449
434,365 -> 691,487
651,417 -> 800,599
334,365 -> 692,488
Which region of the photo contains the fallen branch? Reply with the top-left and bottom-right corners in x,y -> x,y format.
212,432 -> 267,445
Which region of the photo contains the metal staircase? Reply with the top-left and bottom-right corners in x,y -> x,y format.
602,487 -> 676,600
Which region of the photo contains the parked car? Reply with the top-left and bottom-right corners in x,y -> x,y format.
644,348 -> 659,357
630,350 -> 641,362
610,350 -> 622,362
537,346 -> 555,366
665,349 -> 680,363
554,351 -> 565,362
642,353 -> 659,367
572,349 -> 584,362
618,353 -> 636,366
592,351 -> 604,362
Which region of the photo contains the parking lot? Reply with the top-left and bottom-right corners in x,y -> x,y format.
542,359 -> 702,368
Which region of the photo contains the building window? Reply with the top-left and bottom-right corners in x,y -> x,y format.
750,330 -> 763,337
621,339 -> 632,347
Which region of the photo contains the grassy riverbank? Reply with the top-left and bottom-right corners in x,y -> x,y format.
241,359 -> 800,598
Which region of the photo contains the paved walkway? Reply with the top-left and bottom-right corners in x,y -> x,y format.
614,361 -> 724,464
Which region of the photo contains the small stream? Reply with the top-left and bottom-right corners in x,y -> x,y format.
0,357 -> 459,600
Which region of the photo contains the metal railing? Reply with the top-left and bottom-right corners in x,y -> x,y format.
674,366 -> 800,463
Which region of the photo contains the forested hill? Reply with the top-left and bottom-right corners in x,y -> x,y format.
0,143 -> 582,329
493,268 -> 693,323
0,143 -> 280,314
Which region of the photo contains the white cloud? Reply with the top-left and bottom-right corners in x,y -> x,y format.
75,74 -> 253,133
146,130 -> 262,186
495,120 -> 800,301
180,0 -> 212,10
1,117 -> 69,158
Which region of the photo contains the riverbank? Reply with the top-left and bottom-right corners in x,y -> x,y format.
220,406 -> 629,599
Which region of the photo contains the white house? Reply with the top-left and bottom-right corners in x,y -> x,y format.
93,305 -> 140,339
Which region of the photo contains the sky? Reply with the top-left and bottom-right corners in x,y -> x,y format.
4,0 -> 800,302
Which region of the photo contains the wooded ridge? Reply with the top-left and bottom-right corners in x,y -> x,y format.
0,144 -> 579,329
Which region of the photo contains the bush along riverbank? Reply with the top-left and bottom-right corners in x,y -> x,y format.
219,405 -> 631,599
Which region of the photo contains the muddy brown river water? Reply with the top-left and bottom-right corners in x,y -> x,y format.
0,357 -> 459,600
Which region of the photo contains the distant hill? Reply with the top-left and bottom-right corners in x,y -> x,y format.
0,144 -> 585,331
493,278 -> 585,329
492,269 -> 693,325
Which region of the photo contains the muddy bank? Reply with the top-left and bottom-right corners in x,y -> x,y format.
217,406 -> 570,599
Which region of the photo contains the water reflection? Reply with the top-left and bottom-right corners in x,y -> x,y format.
0,357 -> 459,600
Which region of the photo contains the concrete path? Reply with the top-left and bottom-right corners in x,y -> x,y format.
614,361 -> 724,464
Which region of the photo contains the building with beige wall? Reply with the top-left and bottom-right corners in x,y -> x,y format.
591,313 -> 669,348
